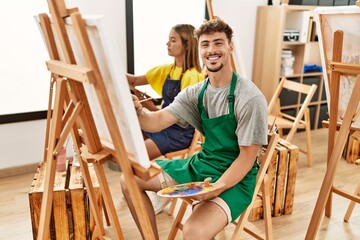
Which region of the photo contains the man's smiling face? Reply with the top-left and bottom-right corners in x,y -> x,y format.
199,32 -> 232,73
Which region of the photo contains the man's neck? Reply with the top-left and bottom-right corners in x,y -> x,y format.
208,67 -> 234,88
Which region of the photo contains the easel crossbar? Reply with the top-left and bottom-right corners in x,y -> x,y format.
331,62 -> 360,75
46,60 -> 96,83
53,100 -> 83,154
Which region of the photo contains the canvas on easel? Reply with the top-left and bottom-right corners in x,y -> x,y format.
314,3 -> 360,217
315,5 -> 360,128
305,30 -> 360,239
305,4 -> 360,239
34,0 -> 159,239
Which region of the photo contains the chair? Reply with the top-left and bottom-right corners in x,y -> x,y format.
167,132 -> 279,240
268,77 -> 317,167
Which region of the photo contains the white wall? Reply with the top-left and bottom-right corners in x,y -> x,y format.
132,0 -> 205,75
0,1 -> 49,115
212,0 -> 268,79
0,0 -> 267,171
0,120 -> 46,168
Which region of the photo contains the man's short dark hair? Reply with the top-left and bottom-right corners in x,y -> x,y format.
195,17 -> 233,43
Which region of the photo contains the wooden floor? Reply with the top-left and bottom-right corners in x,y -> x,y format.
0,128 -> 359,239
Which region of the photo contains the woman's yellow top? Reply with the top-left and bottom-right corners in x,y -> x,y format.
145,64 -> 205,97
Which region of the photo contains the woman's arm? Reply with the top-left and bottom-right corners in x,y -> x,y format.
126,73 -> 148,87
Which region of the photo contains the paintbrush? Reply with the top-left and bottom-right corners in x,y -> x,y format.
139,98 -> 153,103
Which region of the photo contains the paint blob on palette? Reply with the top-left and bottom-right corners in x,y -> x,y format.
157,182 -> 214,198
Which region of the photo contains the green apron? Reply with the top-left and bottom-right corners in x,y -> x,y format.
156,72 -> 258,221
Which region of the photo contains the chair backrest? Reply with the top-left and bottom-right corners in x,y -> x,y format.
268,77 -> 317,140
231,132 -> 279,239
256,133 -> 280,188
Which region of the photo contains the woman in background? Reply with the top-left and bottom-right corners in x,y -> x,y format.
127,24 -> 204,160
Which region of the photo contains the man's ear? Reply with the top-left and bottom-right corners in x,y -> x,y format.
229,42 -> 234,53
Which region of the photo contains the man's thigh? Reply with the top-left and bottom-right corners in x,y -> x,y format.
186,201 -> 228,235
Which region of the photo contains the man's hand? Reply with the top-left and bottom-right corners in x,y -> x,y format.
132,94 -> 143,116
186,177 -> 225,201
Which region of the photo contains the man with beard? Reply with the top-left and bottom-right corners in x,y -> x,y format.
120,17 -> 268,239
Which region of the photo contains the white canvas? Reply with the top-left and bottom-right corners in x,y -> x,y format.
35,15 -> 150,168
314,6 -> 360,128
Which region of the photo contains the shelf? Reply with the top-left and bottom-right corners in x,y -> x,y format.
303,72 -> 323,77
252,5 -> 327,130
282,42 -> 306,47
281,73 -> 303,78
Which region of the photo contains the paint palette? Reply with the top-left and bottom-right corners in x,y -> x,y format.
157,182 -> 214,198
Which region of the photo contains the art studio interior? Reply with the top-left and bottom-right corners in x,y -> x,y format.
1,0 -> 360,239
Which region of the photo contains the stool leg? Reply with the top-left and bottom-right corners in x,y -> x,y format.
262,175 -> 273,240
344,182 -> 360,222
305,110 -> 313,167
168,198 -> 178,216
168,200 -> 188,240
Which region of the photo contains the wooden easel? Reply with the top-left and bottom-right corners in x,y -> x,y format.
206,0 -> 236,72
36,0 -> 160,239
206,0 -> 247,77
305,30 -> 360,239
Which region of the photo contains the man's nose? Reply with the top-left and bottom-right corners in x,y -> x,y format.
207,44 -> 216,54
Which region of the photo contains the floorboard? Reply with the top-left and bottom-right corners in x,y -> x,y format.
0,128 -> 359,239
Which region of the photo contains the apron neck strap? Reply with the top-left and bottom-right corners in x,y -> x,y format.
228,71 -> 237,115
198,71 -> 237,114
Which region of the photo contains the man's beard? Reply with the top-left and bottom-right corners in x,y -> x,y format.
206,63 -> 223,72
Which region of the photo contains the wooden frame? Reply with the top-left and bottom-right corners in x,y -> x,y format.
314,5 -> 360,129
35,0 -> 160,239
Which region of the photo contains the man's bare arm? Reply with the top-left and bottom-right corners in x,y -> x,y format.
216,144 -> 260,190
133,95 -> 178,132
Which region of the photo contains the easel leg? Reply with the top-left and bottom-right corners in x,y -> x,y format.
92,160 -> 124,239
37,79 -> 67,240
304,109 -> 313,167
78,157 -> 107,236
325,31 -> 343,218
101,194 -> 111,226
